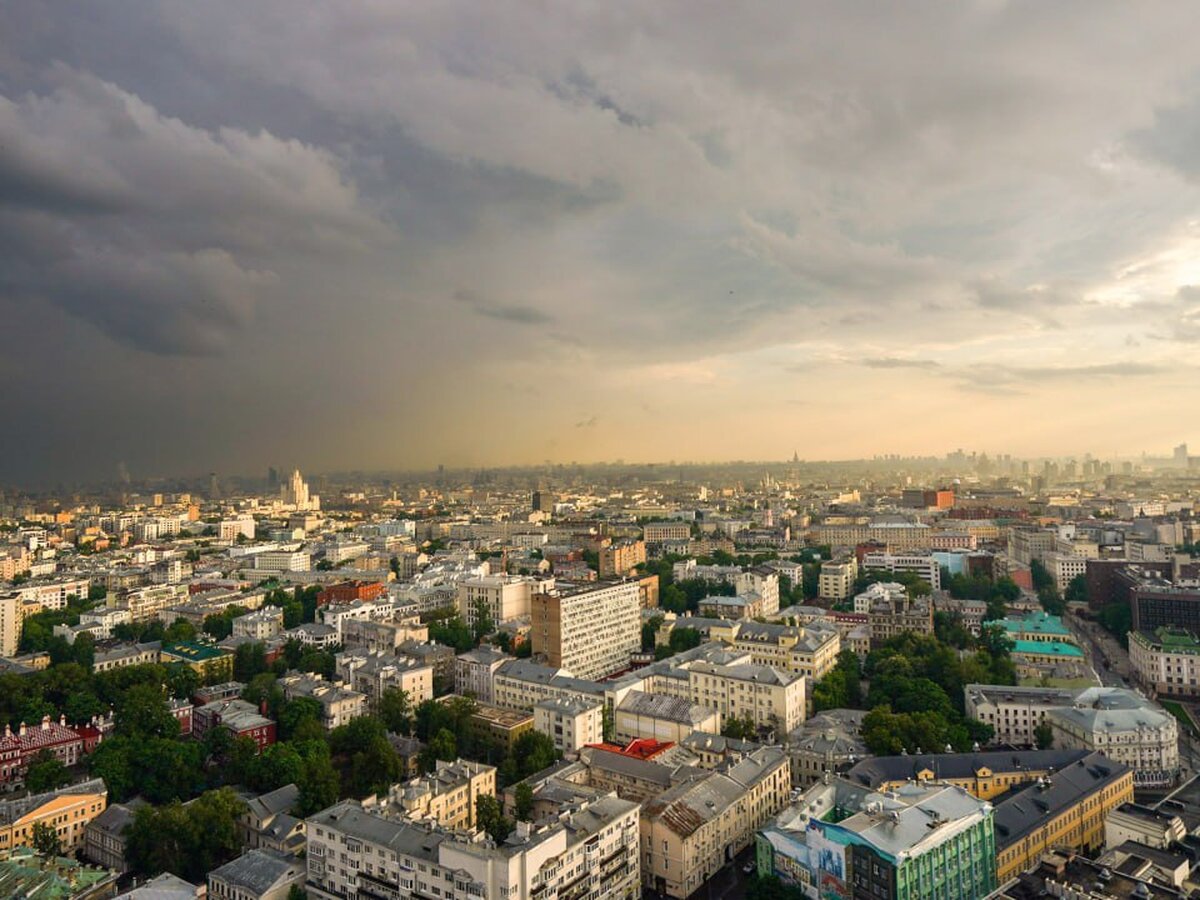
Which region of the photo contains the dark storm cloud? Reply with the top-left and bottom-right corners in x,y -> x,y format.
0,69 -> 386,355
4,2 -> 1200,479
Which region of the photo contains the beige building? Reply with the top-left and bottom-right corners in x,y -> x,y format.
818,558 -> 857,601
641,748 -> 791,898
531,581 -> 641,680
209,847 -> 306,900
335,650 -> 434,706
644,522 -> 692,543
278,673 -> 368,730
534,696 -> 605,754
365,758 -> 497,830
0,593 -> 23,657
599,540 -> 646,578
1130,626 -> 1200,698
118,583 -> 189,621
683,659 -> 806,735
614,691 -> 720,745
340,617 -> 428,653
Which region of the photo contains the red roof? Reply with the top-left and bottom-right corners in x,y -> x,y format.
585,738 -> 673,760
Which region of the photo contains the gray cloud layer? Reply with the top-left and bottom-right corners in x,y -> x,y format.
3,1 -> 1200,481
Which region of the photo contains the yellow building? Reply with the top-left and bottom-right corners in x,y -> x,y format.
993,752 -> 1133,882
844,748 -> 1093,802
0,779 -> 108,854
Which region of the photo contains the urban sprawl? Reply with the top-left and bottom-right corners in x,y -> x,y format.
6,452 -> 1200,900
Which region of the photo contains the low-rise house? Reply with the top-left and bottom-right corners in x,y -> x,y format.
208,847 -> 305,900
240,784 -> 305,856
192,699 -> 277,752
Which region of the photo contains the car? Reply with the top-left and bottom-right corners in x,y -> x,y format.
742,863 -> 755,875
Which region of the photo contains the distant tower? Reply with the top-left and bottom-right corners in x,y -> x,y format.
209,472 -> 220,501
1175,443 -> 1189,468
532,490 -> 546,512
282,469 -> 311,509
793,450 -> 799,464
267,467 -> 280,490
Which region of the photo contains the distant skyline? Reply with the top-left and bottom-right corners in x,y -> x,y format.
5,3 -> 1200,483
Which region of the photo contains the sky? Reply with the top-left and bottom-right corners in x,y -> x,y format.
3,2 -> 1200,485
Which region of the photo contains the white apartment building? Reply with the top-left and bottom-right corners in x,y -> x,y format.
118,583 -> 189,622
219,516 -> 256,542
531,581 -> 641,680
12,578 -> 92,611
319,598 -> 398,641
1049,554 -> 1089,593
306,794 -> 641,900
533,696 -> 605,754
860,551 -> 941,591
251,550 -> 311,573
852,581 -> 906,614
457,575 -> 533,630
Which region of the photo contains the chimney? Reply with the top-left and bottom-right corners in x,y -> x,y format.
19,723 -> 26,737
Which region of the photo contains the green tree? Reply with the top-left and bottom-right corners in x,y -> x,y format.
233,642 -> 268,682
471,598 -> 495,644
475,793 -> 514,843
31,821 -> 62,856
348,736 -> 402,798
514,782 -> 534,821
721,714 -> 758,740
1065,574 -> 1088,606
378,688 -> 412,735
420,728 -> 458,773
115,684 -> 180,740
25,751 -> 69,794
1034,720 -> 1055,750
297,743 -> 341,816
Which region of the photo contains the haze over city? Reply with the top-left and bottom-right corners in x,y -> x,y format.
5,3 -> 1200,484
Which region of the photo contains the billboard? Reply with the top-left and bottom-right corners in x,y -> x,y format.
806,824 -> 850,900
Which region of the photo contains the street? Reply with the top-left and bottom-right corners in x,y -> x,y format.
1063,611 -> 1129,688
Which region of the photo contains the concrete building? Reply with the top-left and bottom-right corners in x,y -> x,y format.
192,699 -> 277,752
641,748 -> 791,899
644,522 -> 691,543
533,696 -> 605,755
860,551 -> 942,591
531,581 -> 641,680
683,658 -> 806,735
306,793 -> 640,900
1104,803 -> 1186,850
